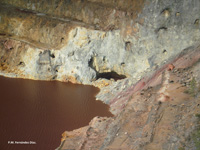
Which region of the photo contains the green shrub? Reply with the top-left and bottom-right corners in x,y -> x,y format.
184,78 -> 198,97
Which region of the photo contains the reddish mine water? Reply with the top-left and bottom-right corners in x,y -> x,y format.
0,76 -> 113,150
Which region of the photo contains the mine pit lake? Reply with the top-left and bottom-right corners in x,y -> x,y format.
0,76 -> 113,150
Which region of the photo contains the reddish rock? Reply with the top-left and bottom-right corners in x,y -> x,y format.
58,45 -> 200,150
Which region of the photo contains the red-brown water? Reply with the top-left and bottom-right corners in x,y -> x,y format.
0,76 -> 113,150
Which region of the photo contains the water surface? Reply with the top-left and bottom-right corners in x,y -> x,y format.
0,76 -> 112,150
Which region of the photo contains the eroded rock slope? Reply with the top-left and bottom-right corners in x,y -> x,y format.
0,0 -> 200,149
59,44 -> 200,150
0,0 -> 200,85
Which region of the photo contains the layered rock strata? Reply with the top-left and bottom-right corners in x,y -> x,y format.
58,44 -> 200,150
0,0 -> 200,84
0,0 -> 200,149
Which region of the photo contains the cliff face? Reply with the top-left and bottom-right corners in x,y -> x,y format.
0,0 -> 200,149
0,0 -> 200,85
59,46 -> 200,150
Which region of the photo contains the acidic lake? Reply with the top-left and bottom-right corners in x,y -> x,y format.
0,76 -> 112,150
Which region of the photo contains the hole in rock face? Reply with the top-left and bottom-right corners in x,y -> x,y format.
97,71 -> 126,81
156,27 -> 167,33
163,49 -> 167,53
18,61 -> 25,66
194,19 -> 199,25
50,53 -> 55,58
0,76 -> 113,150
125,41 -> 132,51
0,33 -> 6,36
88,57 -> 127,81
161,8 -> 170,17
60,37 -> 64,43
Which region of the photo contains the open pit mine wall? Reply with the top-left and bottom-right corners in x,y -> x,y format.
0,0 -> 200,84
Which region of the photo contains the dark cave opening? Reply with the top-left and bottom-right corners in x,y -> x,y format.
96,71 -> 126,81
50,53 -> 55,58
89,57 -> 126,81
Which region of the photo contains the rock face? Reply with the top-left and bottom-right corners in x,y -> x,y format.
0,0 -> 200,84
0,0 -> 200,149
58,45 -> 200,150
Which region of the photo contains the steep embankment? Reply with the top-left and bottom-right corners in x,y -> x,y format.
0,0 -> 200,149
59,45 -> 200,150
